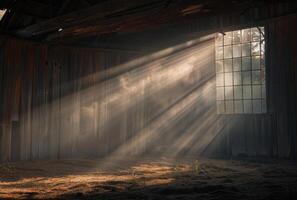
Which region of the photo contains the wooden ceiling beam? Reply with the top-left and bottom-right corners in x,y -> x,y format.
45,3 -> 184,42
45,0 -> 254,42
16,0 -> 167,37
14,0 -> 273,41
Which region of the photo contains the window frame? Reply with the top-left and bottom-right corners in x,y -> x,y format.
215,26 -> 267,115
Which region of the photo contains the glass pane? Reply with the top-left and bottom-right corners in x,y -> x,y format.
243,99 -> 252,113
216,61 -> 223,73
252,71 -> 261,84
260,56 -> 265,69
224,45 -> 232,59
216,46 -> 223,60
243,85 -> 252,99
233,72 -> 242,85
225,86 -> 233,100
233,44 -> 241,58
251,27 -> 261,41
261,41 -> 265,55
234,86 -> 243,99
261,69 -> 266,84
252,56 -> 260,70
216,34 -> 223,46
262,99 -> 267,113
242,29 -> 251,43
253,100 -> 261,113
224,32 -> 232,45
242,71 -> 251,85
217,87 -> 225,100
226,100 -> 234,113
251,42 -> 260,56
252,85 -> 261,98
216,73 -> 224,86
262,85 -> 266,98
224,59 -> 232,72
233,58 -> 241,71
242,57 -> 251,71
260,27 -> 265,39
242,43 -> 251,56
217,101 -> 225,114
233,30 -> 241,44
225,72 -> 233,86
234,100 -> 243,113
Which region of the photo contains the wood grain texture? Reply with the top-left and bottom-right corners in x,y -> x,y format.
1,16 -> 297,161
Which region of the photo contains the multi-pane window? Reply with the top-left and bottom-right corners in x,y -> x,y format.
215,27 -> 266,114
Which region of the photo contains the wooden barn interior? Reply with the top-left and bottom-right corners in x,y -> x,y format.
1,0 -> 297,199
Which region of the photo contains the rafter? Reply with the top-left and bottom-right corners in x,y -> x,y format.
17,0 -> 167,37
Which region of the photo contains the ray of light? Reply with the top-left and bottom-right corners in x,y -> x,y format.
23,33 -> 232,165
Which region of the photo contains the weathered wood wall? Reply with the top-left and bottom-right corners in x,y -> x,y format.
0,39 -> 143,161
1,16 -> 297,162
0,36 -> 216,161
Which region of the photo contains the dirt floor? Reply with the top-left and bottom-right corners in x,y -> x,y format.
0,157 -> 297,200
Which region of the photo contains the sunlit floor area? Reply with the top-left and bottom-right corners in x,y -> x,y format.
1,157 -> 297,200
